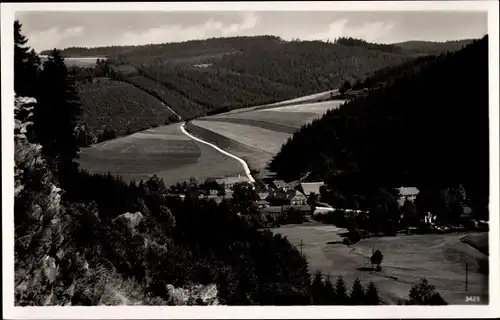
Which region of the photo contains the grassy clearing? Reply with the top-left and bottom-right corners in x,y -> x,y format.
191,120 -> 290,155
219,90 -> 341,115
271,223 -> 489,304
78,123 -> 244,185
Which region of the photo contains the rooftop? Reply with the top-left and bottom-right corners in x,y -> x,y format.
216,175 -> 250,186
300,182 -> 325,196
399,187 -> 420,196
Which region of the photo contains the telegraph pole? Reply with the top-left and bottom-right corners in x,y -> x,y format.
465,261 -> 468,292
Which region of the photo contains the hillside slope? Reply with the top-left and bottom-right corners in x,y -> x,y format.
50,36 -> 476,120
74,79 -> 179,146
269,36 -> 489,211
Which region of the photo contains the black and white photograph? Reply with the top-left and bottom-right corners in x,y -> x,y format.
2,1 -> 499,318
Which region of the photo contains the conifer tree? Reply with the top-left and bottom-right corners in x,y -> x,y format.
365,281 -> 381,305
349,278 -> 366,305
14,20 -> 41,98
310,269 -> 324,304
334,276 -> 348,305
34,49 -> 82,173
322,275 -> 336,305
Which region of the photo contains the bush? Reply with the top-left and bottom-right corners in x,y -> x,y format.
405,279 -> 448,305
370,249 -> 383,271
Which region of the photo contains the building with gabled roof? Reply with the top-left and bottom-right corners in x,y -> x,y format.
398,187 -> 419,206
300,182 -> 325,197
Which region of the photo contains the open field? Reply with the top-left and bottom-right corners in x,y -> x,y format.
40,55 -> 106,67
78,123 -> 245,186
271,223 -> 489,305
221,90 -> 340,115
203,100 -> 345,132
190,120 -> 290,154
77,94 -> 344,185
188,100 -> 345,177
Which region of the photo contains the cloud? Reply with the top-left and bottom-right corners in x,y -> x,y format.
28,26 -> 85,52
116,12 -> 258,46
302,19 -> 397,43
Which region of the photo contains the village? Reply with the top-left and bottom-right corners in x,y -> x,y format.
164,174 -> 489,236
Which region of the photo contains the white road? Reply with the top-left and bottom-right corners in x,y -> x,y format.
180,123 -> 256,183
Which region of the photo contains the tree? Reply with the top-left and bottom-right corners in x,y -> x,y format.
400,199 -> 419,229
405,279 -> 448,305
339,80 -> 352,95
322,275 -> 336,304
334,276 -> 348,305
349,278 -> 366,305
310,269 -> 324,304
365,281 -> 381,305
370,249 -> 383,271
14,20 -> 40,98
232,181 -> 259,214
307,192 -> 319,216
34,48 -> 82,173
369,188 -> 401,235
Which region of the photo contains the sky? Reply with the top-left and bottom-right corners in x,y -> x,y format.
16,11 -> 488,53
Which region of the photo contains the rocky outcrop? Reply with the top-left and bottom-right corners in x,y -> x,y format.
166,283 -> 219,305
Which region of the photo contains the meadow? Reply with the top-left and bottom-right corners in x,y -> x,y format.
189,99 -> 345,177
40,55 -> 106,67
271,223 -> 489,305
78,123 -> 245,185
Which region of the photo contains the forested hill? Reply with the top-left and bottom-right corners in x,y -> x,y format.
269,36 -> 489,211
42,36 -> 476,120
393,39 -> 476,55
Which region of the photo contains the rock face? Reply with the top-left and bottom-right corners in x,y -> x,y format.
113,212 -> 144,230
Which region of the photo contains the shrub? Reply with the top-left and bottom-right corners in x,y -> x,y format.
370,249 -> 384,271
405,279 -> 448,305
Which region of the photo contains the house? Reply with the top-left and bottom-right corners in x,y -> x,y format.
398,187 -> 420,206
299,182 -> 325,197
216,175 -> 251,190
290,192 -> 307,205
272,180 -> 290,190
209,189 -> 219,196
258,192 -> 270,201
266,189 -> 307,206
203,195 -> 223,204
256,199 -> 270,209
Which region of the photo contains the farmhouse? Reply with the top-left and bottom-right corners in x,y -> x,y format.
398,187 -> 420,206
216,175 -> 251,190
256,199 -> 270,209
258,192 -> 270,200
266,189 -> 307,206
290,192 -> 307,205
299,182 -> 325,196
272,180 -> 291,190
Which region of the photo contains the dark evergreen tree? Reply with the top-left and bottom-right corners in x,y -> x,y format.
34,49 -> 82,173
365,281 -> 381,305
334,276 -> 348,305
14,20 -> 40,97
349,278 -> 366,305
310,269 -> 324,304
322,275 -> 336,305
